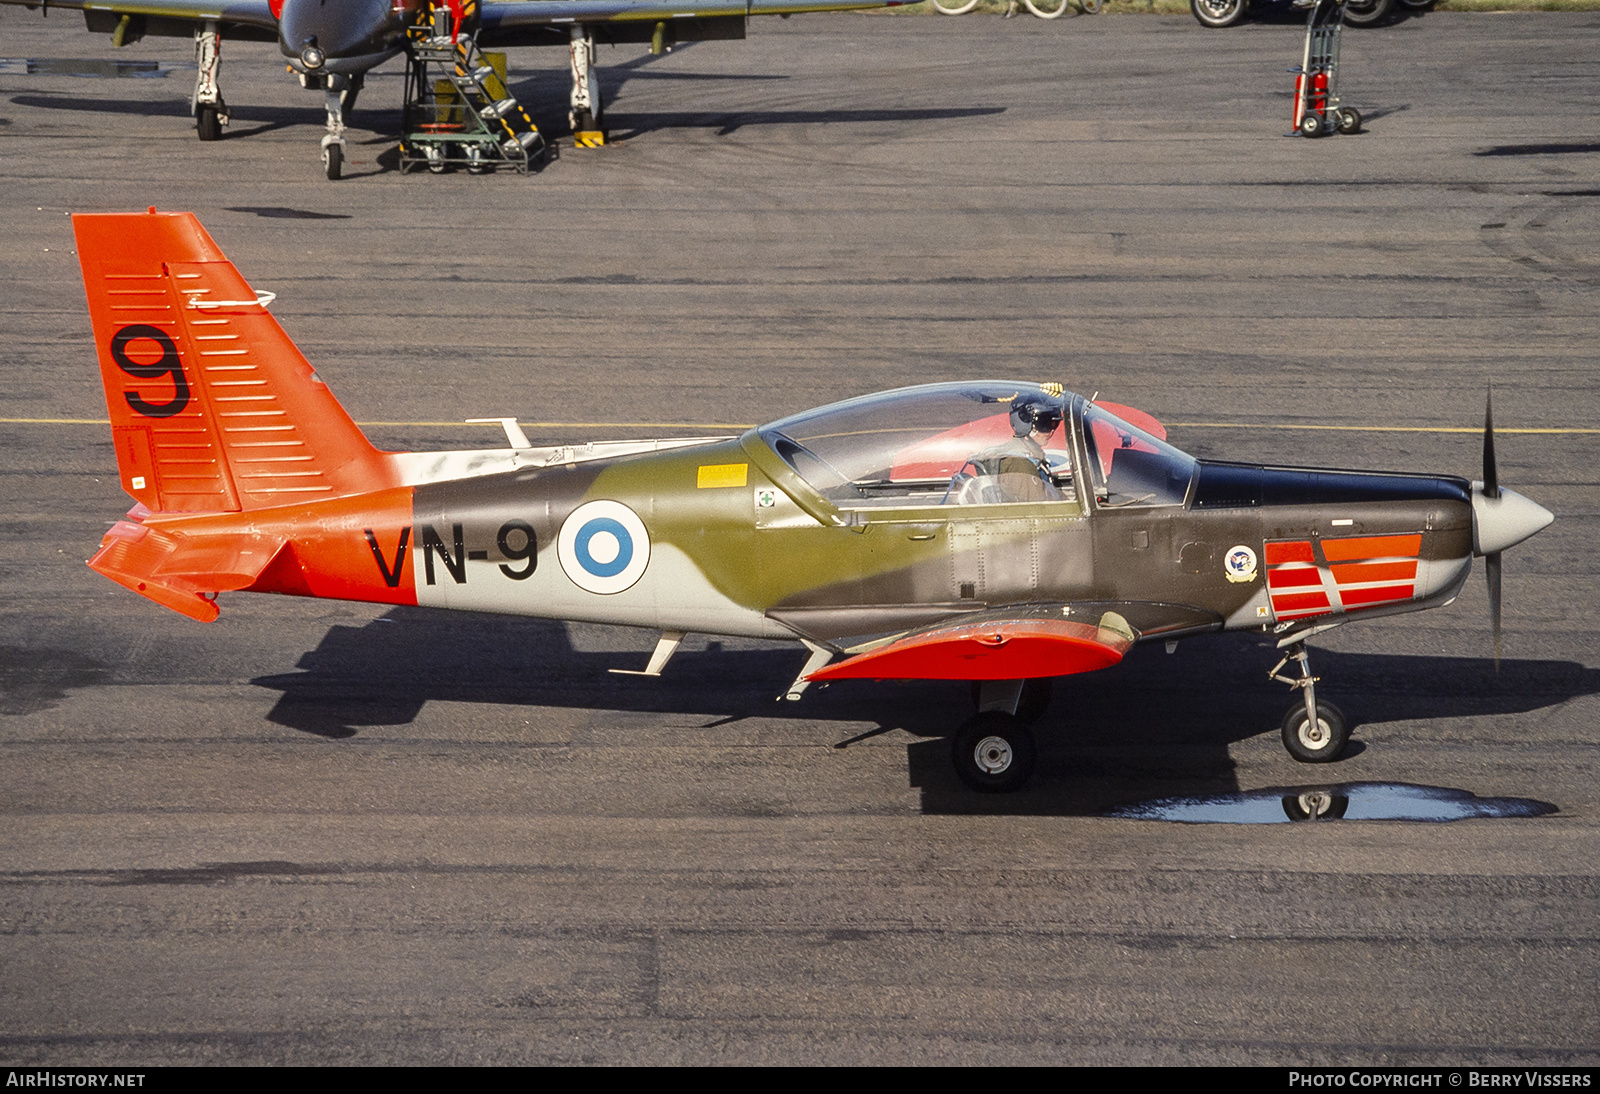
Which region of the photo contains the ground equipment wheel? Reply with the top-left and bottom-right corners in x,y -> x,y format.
1281,700 -> 1349,764
1281,788 -> 1350,821
1336,107 -> 1362,134
1342,0 -> 1394,25
932,0 -> 981,12
196,106 -> 222,142
952,711 -> 1038,793
1299,110 -> 1324,137
426,147 -> 446,174
1080,0 -> 1103,10
1190,0 -> 1247,27
1024,0 -> 1072,17
323,143 -> 342,181
969,677 -> 1053,726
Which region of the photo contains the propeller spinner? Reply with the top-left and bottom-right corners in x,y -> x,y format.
1470,389 -> 1553,669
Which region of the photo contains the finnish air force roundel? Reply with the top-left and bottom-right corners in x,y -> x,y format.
557,500 -> 651,595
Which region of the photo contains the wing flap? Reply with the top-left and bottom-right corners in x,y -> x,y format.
88,520 -> 286,622
807,611 -> 1137,682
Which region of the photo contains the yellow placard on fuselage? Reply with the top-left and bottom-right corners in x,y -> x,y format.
697,463 -> 749,489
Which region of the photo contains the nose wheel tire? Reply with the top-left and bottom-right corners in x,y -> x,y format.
322,143 -> 342,181
952,712 -> 1037,793
1190,0 -> 1247,27
1281,701 -> 1349,764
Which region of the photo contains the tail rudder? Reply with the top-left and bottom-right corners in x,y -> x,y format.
74,209 -> 398,513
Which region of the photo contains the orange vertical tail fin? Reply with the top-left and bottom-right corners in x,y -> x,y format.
74,209 -> 399,513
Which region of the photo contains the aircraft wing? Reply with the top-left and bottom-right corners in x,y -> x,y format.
0,0 -> 278,30
481,0 -> 906,30
805,601 -> 1223,682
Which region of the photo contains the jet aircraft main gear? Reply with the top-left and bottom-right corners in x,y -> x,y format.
569,25 -> 605,146
191,22 -> 228,141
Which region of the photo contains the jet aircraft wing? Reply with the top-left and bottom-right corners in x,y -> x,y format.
806,601 -> 1223,683
480,0 -> 908,27
0,0 -> 277,30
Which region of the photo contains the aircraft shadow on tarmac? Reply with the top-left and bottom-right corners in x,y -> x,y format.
248,607 -> 1598,815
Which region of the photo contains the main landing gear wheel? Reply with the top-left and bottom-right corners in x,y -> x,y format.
1024,0 -> 1072,18
1342,0 -> 1395,25
1190,0 -> 1247,27
1299,111 -> 1325,138
932,0 -> 980,12
1337,107 -> 1362,135
1281,700 -> 1349,764
322,143 -> 342,181
952,711 -> 1037,794
196,106 -> 222,142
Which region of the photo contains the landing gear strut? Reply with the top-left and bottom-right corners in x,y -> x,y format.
192,22 -> 229,141
1269,641 -> 1350,762
320,73 -> 358,180
569,25 -> 605,146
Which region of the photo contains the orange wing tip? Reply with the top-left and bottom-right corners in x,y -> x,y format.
809,613 -> 1136,682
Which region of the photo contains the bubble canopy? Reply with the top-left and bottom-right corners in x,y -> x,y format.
755,382 -> 1196,509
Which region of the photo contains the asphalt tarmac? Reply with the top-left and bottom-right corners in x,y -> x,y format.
1,6 -> 1597,1065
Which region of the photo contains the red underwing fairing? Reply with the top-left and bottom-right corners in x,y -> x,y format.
76,210 -> 1555,792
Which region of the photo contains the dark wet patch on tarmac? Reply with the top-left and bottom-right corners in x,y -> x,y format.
1105,782 -> 1557,824
0,58 -> 193,78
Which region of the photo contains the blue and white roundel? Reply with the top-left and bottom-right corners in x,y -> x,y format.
557,500 -> 650,595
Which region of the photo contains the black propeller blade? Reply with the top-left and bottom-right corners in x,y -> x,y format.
1483,386 -> 1499,500
1483,387 -> 1501,669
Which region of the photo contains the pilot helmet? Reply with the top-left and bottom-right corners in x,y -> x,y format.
1010,393 -> 1063,438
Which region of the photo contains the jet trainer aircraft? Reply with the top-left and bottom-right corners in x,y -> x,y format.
75,211 -> 1554,792
3,0 -> 904,175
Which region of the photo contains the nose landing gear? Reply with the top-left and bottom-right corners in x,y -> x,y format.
191,22 -> 229,142
1270,641 -> 1350,762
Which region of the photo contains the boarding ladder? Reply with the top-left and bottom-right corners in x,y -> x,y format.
399,6 -> 546,175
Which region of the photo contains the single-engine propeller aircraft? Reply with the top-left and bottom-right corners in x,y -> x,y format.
3,0 -> 904,176
76,211 -> 1554,791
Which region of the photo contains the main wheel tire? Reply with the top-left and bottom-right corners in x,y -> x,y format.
1337,107 -> 1362,134
1397,0 -> 1433,8
1190,0 -> 1247,27
1281,788 -> 1350,821
196,106 -> 222,142
932,0 -> 981,11
1342,0 -> 1395,26
1281,701 -> 1350,764
1299,110 -> 1325,137
969,677 -> 1054,726
1024,0 -> 1072,17
323,143 -> 342,181
952,712 -> 1038,793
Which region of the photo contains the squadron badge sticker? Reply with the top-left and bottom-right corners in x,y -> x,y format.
1224,544 -> 1259,583
558,500 -> 651,595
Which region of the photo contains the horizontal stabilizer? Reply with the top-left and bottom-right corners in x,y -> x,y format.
88,520 -> 286,623
808,611 -> 1137,682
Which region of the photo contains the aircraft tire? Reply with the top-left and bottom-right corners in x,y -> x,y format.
1342,0 -> 1395,25
1190,0 -> 1247,28
324,143 -> 342,181
196,107 -> 221,142
1281,788 -> 1350,821
1024,0 -> 1072,18
1281,701 -> 1349,764
931,0 -> 980,13
968,677 -> 1053,725
952,712 -> 1037,793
